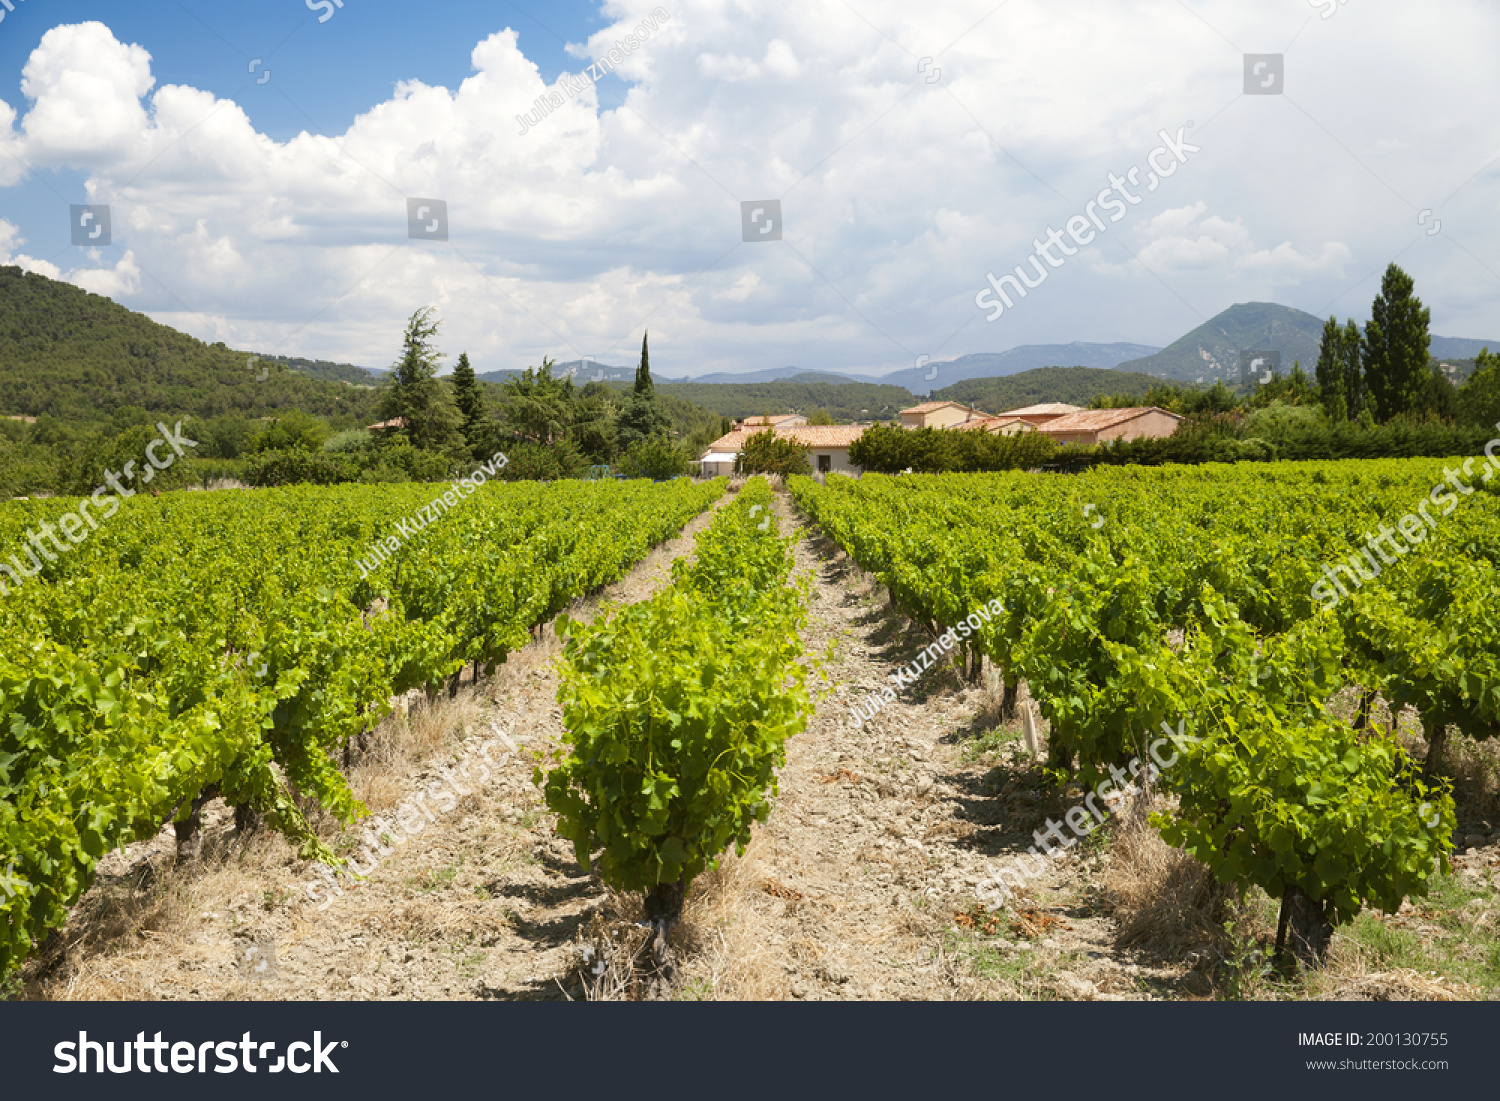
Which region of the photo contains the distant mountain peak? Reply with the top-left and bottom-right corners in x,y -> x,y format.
1115,301 -> 1499,384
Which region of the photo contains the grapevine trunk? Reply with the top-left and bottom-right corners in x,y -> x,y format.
643,879 -> 685,999
1276,886 -> 1333,963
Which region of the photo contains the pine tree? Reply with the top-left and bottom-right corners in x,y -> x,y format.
501,357 -> 573,445
449,352 -> 488,456
615,390 -> 673,448
634,331 -> 653,397
1362,263 -> 1431,422
380,307 -> 463,454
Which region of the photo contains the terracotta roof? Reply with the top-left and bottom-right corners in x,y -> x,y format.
899,400 -> 975,416
1001,403 -> 1084,417
953,415 -> 1031,432
738,414 -> 802,425
705,424 -> 868,452
1040,406 -> 1181,433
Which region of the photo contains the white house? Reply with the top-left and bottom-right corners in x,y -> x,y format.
698,425 -> 868,476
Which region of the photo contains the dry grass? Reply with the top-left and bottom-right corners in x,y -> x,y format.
22,828 -> 295,1001
1102,796 -> 1228,958
674,837 -> 790,1001
1311,960 -> 1479,1001
1304,915 -> 1486,1001
567,910 -> 654,1001
557,839 -> 794,1003
341,689 -> 493,823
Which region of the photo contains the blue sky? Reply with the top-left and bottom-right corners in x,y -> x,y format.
0,1 -> 1497,379
0,0 -> 622,261
0,1 -> 619,132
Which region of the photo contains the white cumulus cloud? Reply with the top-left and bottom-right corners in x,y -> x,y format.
0,0 -> 1493,373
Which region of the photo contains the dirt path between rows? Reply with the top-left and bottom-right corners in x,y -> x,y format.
669,499 -> 1198,1000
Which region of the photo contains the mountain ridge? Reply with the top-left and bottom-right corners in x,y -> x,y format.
1115,301 -> 1499,384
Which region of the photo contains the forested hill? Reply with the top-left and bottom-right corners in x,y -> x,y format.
933,366 -> 1184,412
0,266 -> 380,423
642,368 -> 1190,422
649,377 -> 918,422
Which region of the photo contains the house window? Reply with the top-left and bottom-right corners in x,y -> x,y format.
817,454 -> 832,473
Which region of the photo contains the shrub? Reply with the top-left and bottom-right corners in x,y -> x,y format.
498,440 -> 584,482
60,423 -> 200,495
322,429 -> 377,454
735,429 -> 810,477
847,422 -> 1056,473
541,481 -> 811,987
618,434 -> 689,480
243,449 -> 357,487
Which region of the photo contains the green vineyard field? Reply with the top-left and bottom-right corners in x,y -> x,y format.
0,476 -> 724,972
792,458 -> 1500,947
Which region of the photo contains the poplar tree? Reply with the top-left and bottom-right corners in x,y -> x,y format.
1315,317 -> 1365,422
1362,264 -> 1431,422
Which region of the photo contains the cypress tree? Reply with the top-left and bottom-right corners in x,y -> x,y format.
1339,319 -> 1365,418
634,331 -> 653,397
1362,263 -> 1431,422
